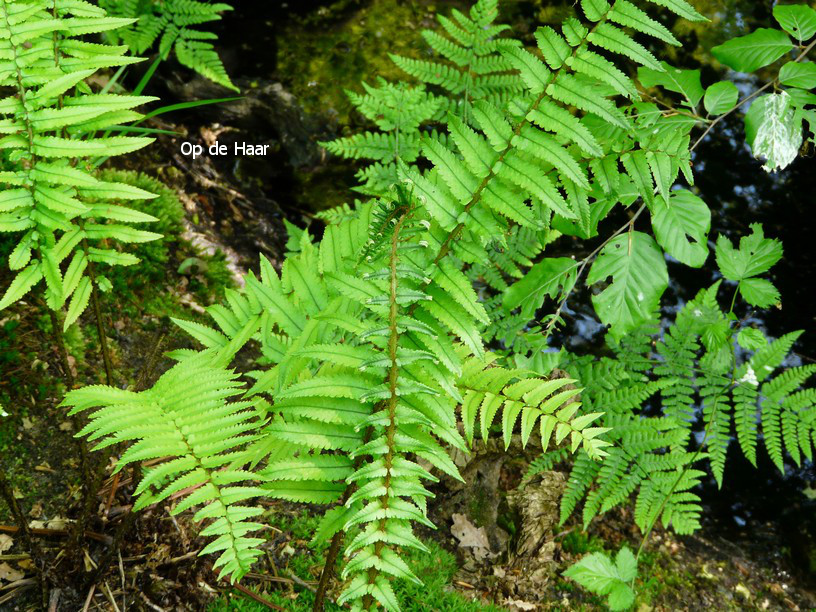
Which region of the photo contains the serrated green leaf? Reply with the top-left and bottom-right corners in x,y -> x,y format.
711,28 -> 792,73
651,190 -> 710,267
587,232 -> 668,339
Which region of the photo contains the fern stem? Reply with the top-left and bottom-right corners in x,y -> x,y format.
313,483 -> 355,612
362,212 -> 407,609
48,310 -> 75,389
80,226 -> 115,386
313,530 -> 344,611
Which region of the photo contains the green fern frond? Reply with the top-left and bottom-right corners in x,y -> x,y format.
62,357 -> 267,582
101,0 -> 237,90
0,0 -> 158,322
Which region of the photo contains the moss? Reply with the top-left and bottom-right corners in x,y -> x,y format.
561,531 -> 605,556
276,1 -> 466,124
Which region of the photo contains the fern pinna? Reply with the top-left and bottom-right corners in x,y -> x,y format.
61,356 -> 267,581
99,0 -> 237,91
0,0 -> 159,326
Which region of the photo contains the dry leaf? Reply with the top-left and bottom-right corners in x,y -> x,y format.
46,518 -> 69,531
0,562 -> 24,583
0,534 -> 13,554
451,513 -> 494,561
28,501 -> 43,518
505,599 -> 537,610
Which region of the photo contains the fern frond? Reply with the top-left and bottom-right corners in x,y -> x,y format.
63,358 -> 266,582
0,0 -> 158,321
103,0 -> 237,90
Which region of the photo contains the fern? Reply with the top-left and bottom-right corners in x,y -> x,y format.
0,0 -> 159,328
65,184 -> 605,604
320,80 -> 444,196
559,268 -> 816,534
390,0 -> 523,120
100,0 -> 237,91
61,356 -> 267,581
457,352 -> 610,458
46,0 -> 816,608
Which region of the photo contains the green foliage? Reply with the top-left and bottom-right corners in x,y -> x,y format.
389,0 -> 523,119
563,547 -> 638,611
62,356 -> 267,581
100,0 -> 237,91
711,28 -> 793,73
210,525 -> 502,612
48,0 -> 816,609
95,169 -> 183,291
69,185 -> 602,606
0,0 -> 159,328
773,4 -> 816,43
586,232 -> 668,339
559,241 -> 815,540
715,223 -> 783,308
319,80 -> 444,196
706,8 -> 816,172
703,81 -> 738,115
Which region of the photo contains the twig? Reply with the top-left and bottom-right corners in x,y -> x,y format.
132,329 -> 167,392
232,583 -> 286,611
81,585 -> 96,612
118,550 -> 126,612
139,592 -> 165,612
0,578 -> 37,593
102,581 -> 121,612
0,581 -> 36,606
0,524 -> 113,545
81,509 -> 138,591
0,471 -> 51,595
286,570 -> 317,593
162,549 -> 200,565
105,472 -> 121,517
47,588 -> 61,612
